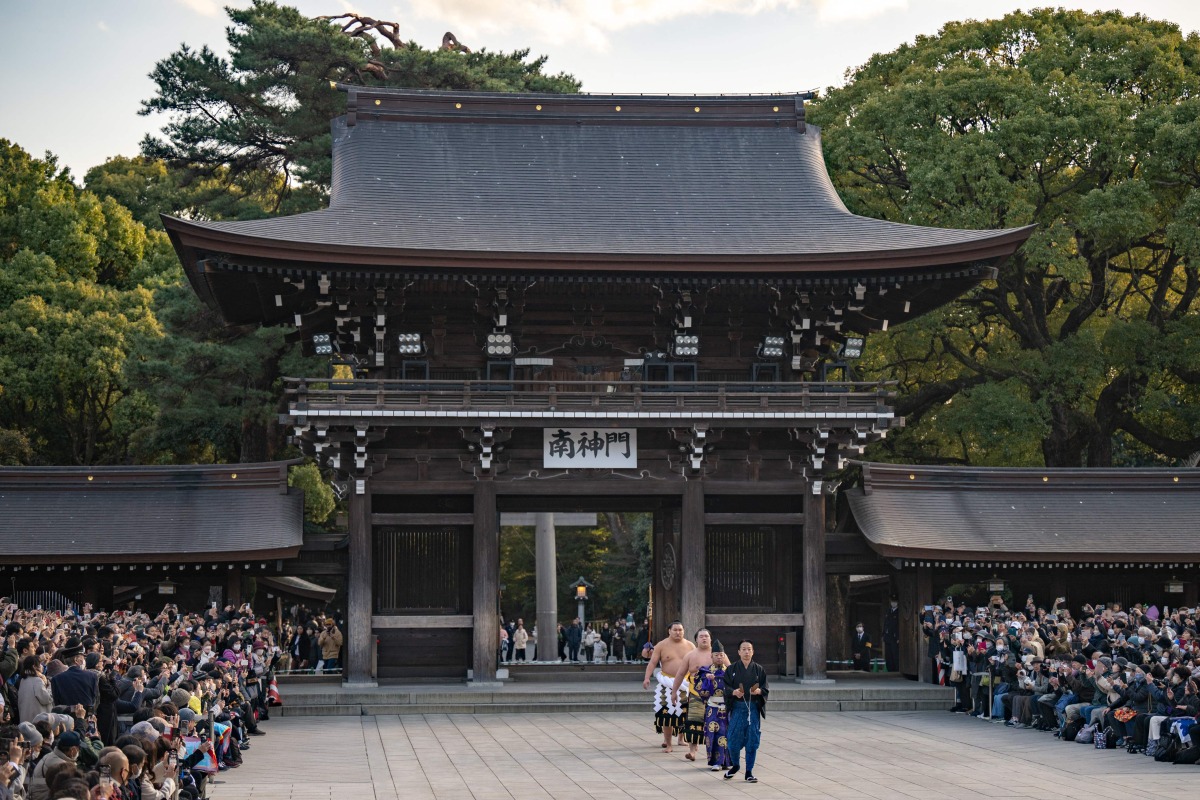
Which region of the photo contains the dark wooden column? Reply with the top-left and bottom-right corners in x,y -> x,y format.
826,574 -> 850,668
345,483 -> 375,685
472,480 -> 499,682
225,569 -> 242,607
680,479 -> 705,640
897,570 -> 918,678
801,485 -> 829,681
917,566 -> 933,684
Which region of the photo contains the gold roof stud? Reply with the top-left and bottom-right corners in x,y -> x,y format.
1042,476 -> 1049,482
374,99 -> 381,106
773,106 -> 780,112
535,104 -> 542,111
694,106 -> 700,112
615,105 -> 621,111
908,474 -> 915,480
455,102 -> 462,109
1174,476 -> 1180,482
87,475 -> 94,482
231,473 -> 238,480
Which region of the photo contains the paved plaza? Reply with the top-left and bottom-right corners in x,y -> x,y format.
217,711 -> 1196,799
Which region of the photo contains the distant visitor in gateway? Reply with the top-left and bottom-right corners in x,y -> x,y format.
643,621 -> 695,753
852,622 -> 873,670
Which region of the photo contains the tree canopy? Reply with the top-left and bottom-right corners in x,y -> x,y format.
810,8 -> 1200,467
139,0 -> 580,210
0,141 -> 169,465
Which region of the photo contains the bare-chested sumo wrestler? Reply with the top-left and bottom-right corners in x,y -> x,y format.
642,621 -> 696,752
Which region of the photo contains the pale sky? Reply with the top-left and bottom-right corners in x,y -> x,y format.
2,1 -> 1199,178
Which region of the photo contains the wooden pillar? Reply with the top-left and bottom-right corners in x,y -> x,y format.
344,483 -> 375,686
826,574 -> 850,668
897,570 -> 918,678
225,569 -> 242,607
472,480 -> 499,682
801,485 -> 829,681
680,479 -> 705,640
917,566 -> 933,684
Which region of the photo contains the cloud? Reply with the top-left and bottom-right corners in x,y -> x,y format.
176,0 -> 224,16
97,20 -> 110,32
407,0 -> 908,50
811,0 -> 908,23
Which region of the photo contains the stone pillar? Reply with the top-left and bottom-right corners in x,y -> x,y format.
472,480 -> 500,682
344,483 -> 375,686
801,485 -> 830,682
535,512 -> 557,663
680,480 -> 705,640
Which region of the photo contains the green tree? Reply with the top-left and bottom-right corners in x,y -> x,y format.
0,141 -> 168,464
288,461 -> 336,525
499,513 -> 652,625
83,156 -> 284,231
811,9 -> 1200,467
139,1 -> 580,210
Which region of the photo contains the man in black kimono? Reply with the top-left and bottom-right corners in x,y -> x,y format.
883,599 -> 900,672
723,639 -> 768,783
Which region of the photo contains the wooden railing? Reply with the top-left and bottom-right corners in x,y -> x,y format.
284,377 -> 895,416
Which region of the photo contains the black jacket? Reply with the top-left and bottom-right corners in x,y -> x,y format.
724,660 -> 769,719
50,665 -> 99,710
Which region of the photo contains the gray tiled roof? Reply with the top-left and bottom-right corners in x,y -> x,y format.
173,91 -> 1029,258
0,462 -> 304,563
848,462 -> 1200,562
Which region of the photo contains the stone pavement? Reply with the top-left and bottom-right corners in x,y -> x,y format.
217,711 -> 1197,799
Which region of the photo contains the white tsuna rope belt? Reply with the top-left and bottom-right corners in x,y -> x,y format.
653,671 -> 684,717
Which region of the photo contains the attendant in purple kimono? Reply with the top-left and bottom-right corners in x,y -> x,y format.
698,645 -> 732,771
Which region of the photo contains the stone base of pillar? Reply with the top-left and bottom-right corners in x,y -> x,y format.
342,678 -> 378,688
467,668 -> 506,687
797,677 -> 836,685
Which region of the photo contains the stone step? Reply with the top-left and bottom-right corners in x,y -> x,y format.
277,697 -> 953,717
275,674 -> 342,685
276,688 -> 952,706
507,665 -> 645,682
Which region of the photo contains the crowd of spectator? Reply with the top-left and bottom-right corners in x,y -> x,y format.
277,607 -> 344,675
924,593 -> 1200,763
499,615 -> 652,664
0,599 -> 288,799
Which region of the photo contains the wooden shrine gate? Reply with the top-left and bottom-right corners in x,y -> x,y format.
287,376 -> 893,684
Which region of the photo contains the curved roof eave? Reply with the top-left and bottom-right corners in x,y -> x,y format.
162,213 -> 1035,274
